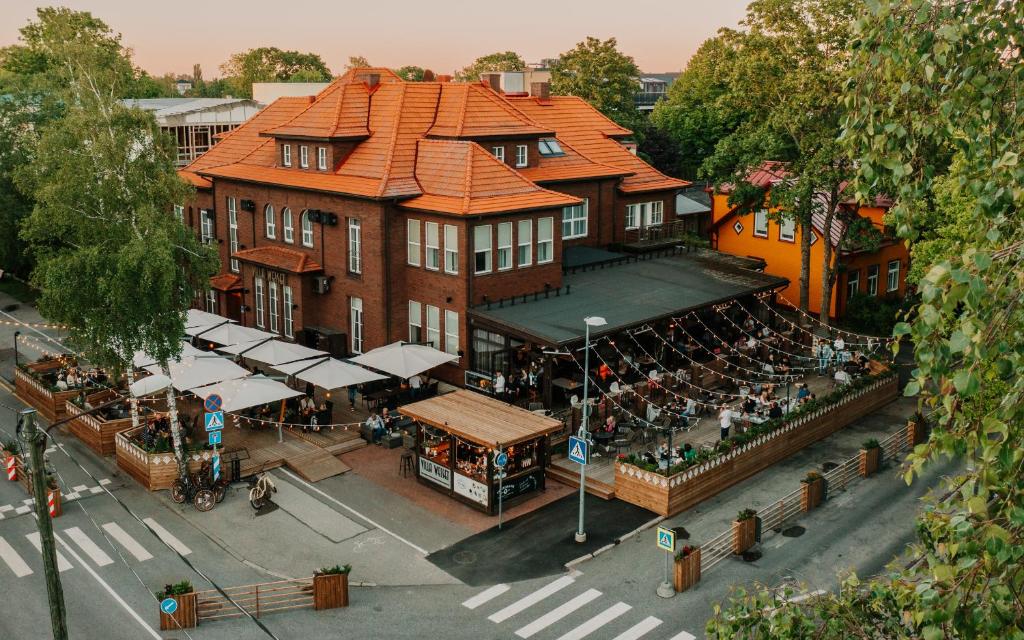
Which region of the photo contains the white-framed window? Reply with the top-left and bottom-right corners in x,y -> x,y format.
537,217 -> 553,263
491,146 -> 505,162
515,144 -> 528,167
348,218 -> 362,274
779,215 -> 795,242
200,210 -> 214,244
425,222 -> 440,270
173,204 -> 184,222
254,277 -> 265,328
317,146 -> 327,171
407,219 -> 421,266
268,281 -> 279,334
425,304 -> 440,349
283,285 -> 293,338
350,297 -> 363,354
444,310 -> 459,356
299,145 -> 309,168
649,200 -> 664,226
753,209 -> 769,238
282,144 -> 292,167
265,204 -> 276,239
474,224 -> 492,274
497,222 -> 512,270
282,208 -> 294,244
887,260 -> 900,292
625,203 -> 641,230
301,210 -> 314,247
562,199 -> 588,239
205,289 -> 217,314
517,220 -> 532,266
846,270 -> 860,300
867,264 -> 880,295
228,198 -> 239,272
408,300 -> 422,342
444,224 -> 458,274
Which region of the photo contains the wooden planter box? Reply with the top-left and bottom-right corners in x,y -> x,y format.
14,362 -> 95,423
313,573 -> 349,610
64,390 -> 134,456
158,592 -> 197,630
614,376 -> 898,516
908,420 -> 927,448
115,427 -> 212,491
673,548 -> 701,592
859,447 -> 882,478
801,477 -> 826,512
731,517 -> 759,555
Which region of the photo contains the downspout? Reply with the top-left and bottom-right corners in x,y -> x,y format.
384,203 -> 392,343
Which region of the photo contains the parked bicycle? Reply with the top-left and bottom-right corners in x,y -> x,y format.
200,460 -> 230,504
248,467 -> 277,510
170,469 -> 216,512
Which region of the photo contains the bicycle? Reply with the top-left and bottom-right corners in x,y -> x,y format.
247,467 -> 277,510
170,470 -> 216,512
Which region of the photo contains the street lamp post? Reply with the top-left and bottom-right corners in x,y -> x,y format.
576,316 -> 606,544
13,330 -> 20,368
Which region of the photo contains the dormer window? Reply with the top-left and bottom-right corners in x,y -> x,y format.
491,146 -> 505,163
282,144 -> 292,167
538,138 -> 564,157
515,144 -> 528,168
317,146 -> 327,171
299,145 -> 309,168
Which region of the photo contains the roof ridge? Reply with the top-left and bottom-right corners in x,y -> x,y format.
329,83 -> 349,138
462,141 -> 474,213
474,83 -> 548,130
455,85 -> 470,138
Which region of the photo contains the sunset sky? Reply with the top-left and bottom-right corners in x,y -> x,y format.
1,0 -> 751,77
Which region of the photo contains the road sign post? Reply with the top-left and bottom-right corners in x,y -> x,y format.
656,526 -> 677,598
204,394 -> 224,484
160,598 -> 178,615
494,447 -> 507,530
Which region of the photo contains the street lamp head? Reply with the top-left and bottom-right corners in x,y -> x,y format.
584,316 -> 607,327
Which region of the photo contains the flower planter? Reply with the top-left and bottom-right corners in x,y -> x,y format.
731,517 -> 760,555
859,447 -> 882,478
801,477 -> 826,512
313,573 -> 349,610
158,591 -> 197,630
673,548 -> 701,592
14,361 -> 95,423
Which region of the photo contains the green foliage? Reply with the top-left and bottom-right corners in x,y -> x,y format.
801,471 -> 822,484
737,508 -> 757,521
344,56 -> 370,71
155,580 -> 193,599
675,544 -> 696,561
1,438 -> 19,454
219,47 -> 332,98
455,51 -> 525,82
395,65 -> 426,82
842,294 -> 907,337
861,438 -> 880,450
315,564 -> 351,576
550,37 -> 641,130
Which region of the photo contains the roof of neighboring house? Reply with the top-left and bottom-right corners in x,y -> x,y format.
209,273 -> 243,291
123,97 -> 256,117
232,246 -> 323,273
676,194 -> 711,215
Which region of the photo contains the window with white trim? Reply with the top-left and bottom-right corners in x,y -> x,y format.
474,225 -> 492,274
173,204 -> 184,222
517,220 -> 532,266
408,300 -> 422,342
536,217 -> 553,263
625,203 -> 641,230
779,215 -> 795,242
444,310 -> 459,356
537,138 -> 564,156
887,260 -> 900,292
254,277 -> 265,328
283,285 -> 293,338
348,218 -> 362,274
649,200 -> 664,226
282,144 -> 292,167
317,146 -> 327,171
867,264 -> 879,295
407,219 -> 421,266
753,209 -> 769,238
425,222 -> 439,270
846,270 -> 860,301
299,145 -> 309,168
491,146 -> 505,162
444,224 -> 458,274
497,222 -> 512,270
205,289 -> 217,314
515,144 -> 528,167
264,204 -> 276,239
228,198 -> 239,272
561,199 -> 588,239
350,297 -> 363,353
200,210 -> 214,244
301,211 -> 314,247
425,305 -> 440,349
268,281 -> 279,334
282,208 -> 294,243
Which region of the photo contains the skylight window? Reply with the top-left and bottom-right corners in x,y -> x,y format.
537,138 -> 565,157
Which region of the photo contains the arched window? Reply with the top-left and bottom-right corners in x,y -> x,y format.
264,204 -> 276,239
282,208 -> 293,243
301,210 -> 314,247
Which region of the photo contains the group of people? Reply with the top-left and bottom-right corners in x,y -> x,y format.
490,363 -> 543,403
55,365 -> 106,391
364,408 -> 399,445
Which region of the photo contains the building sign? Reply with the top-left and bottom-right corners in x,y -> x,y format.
497,471 -> 540,502
253,267 -> 288,285
454,474 -> 489,507
419,457 -> 451,489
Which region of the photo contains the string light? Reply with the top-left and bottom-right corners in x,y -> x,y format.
673,318 -> 817,377
767,297 -> 894,346
717,302 -> 821,354
0,319 -> 68,330
689,309 -> 820,366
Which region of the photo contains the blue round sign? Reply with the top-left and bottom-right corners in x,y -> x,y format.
495,452 -> 508,467
160,598 -> 178,615
204,394 -> 223,413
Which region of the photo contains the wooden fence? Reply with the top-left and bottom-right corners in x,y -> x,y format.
14,362 -> 94,423
64,389 -> 133,456
115,427 -> 214,491
195,578 -> 315,622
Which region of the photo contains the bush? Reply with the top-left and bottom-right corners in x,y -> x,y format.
862,438 -> 880,449
315,564 -> 351,576
802,471 -> 822,483
737,508 -> 757,521
1,438 -> 19,454
675,544 -> 697,560
155,580 -> 193,599
843,293 -> 910,336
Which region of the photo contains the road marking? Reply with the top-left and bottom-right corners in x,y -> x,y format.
0,535 -> 33,577
610,616 -> 662,640
666,632 -> 697,640
64,526 -> 113,567
53,532 -> 162,640
556,601 -> 632,640
142,517 -> 191,556
26,532 -> 73,571
462,584 -> 510,609
515,588 -> 603,638
102,522 -> 153,561
489,575 -> 575,623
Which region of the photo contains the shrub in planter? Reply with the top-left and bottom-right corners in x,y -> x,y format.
732,509 -> 761,554
801,471 -> 827,511
156,580 -> 196,631
860,439 -> 882,477
314,564 -> 351,609
673,545 -> 701,592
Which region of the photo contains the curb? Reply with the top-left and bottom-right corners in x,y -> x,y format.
563,515 -> 666,570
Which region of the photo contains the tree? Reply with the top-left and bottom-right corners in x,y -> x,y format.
395,65 -> 426,81
707,1 -> 1024,637
549,37 -> 641,130
455,51 -> 525,82
345,55 -> 370,70
220,47 -> 331,98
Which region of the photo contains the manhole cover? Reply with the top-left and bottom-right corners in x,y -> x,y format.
741,550 -> 762,562
453,551 -> 477,565
782,525 -> 806,538
822,462 -> 838,472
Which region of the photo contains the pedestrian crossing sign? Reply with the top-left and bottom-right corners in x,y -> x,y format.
656,526 -> 676,553
568,435 -> 589,465
204,411 -> 224,432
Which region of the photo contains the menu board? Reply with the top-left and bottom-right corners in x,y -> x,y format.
497,471 -> 541,502
454,473 -> 489,507
419,456 -> 452,488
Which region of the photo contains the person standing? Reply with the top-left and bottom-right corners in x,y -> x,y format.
347,385 -> 358,411
408,374 -> 423,400
718,405 -> 732,441
493,370 -> 506,401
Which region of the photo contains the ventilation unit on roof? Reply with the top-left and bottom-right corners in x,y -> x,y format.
240,199 -> 255,212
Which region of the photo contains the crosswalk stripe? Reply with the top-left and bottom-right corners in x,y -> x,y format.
556,601 -> 632,640
610,616 -> 662,640
142,517 -> 191,556
0,536 -> 33,577
64,527 -> 113,567
666,631 -> 697,640
26,532 -> 73,572
102,523 -> 152,561
515,588 -> 603,638
489,575 -> 575,623
463,584 -> 510,609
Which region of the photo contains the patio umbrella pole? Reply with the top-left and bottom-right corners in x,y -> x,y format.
278,399 -> 285,443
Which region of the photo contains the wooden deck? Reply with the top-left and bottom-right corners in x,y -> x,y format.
230,428 -> 351,483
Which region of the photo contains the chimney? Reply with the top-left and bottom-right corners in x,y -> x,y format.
436,74 -> 452,83
356,72 -> 381,88
530,81 -> 550,100
481,73 -> 502,92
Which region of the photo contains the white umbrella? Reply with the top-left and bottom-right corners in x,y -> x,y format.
132,341 -> 203,369
191,375 -> 303,412
219,339 -> 327,365
350,341 -> 458,379
186,308 -> 233,329
194,323 -> 274,346
274,357 -> 386,390
129,374 -> 173,397
144,356 -> 250,391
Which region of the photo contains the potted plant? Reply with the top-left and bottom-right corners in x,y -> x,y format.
156,580 -> 197,630
732,508 -> 761,554
313,564 -> 351,609
673,545 -> 701,592
859,439 -> 882,477
801,471 -> 827,511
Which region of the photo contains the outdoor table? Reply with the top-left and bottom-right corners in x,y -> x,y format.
365,388 -> 398,412
551,377 -> 582,392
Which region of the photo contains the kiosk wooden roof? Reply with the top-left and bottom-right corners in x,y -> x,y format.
399,390 -> 563,448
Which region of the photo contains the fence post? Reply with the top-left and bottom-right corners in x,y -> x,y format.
255,584 -> 260,619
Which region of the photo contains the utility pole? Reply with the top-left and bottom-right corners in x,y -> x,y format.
20,409 -> 68,640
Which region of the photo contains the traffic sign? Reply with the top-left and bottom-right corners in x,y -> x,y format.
656,526 -> 676,553
495,451 -> 508,467
568,435 -> 589,466
208,430 -> 222,446
204,394 -> 223,413
160,598 -> 178,615
204,411 -> 224,431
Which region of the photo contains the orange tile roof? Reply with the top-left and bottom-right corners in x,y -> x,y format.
517,138 -> 631,184
209,273 -> 242,291
232,246 -> 323,273
179,169 -> 212,189
262,82 -> 371,140
428,83 -> 553,139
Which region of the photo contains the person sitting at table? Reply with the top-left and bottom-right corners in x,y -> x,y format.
55,373 -> 69,391
257,404 -> 273,426
768,401 -> 783,420
796,383 -> 810,401
834,368 -> 852,386
299,395 -> 316,420
681,442 -> 697,462
602,415 -> 616,434
365,411 -> 386,445
616,358 -> 629,376
598,362 -> 612,383
742,395 -> 757,414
